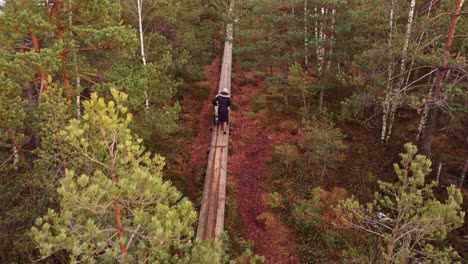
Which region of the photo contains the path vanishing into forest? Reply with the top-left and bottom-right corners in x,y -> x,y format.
196,1 -> 234,241
194,1 -> 299,262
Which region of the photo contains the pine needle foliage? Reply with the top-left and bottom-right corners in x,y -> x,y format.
30,89 -> 213,263
335,143 -> 465,263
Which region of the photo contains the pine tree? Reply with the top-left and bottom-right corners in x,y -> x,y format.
0,72 -> 34,261
419,0 -> 465,156
30,90 -> 214,263
335,143 -> 465,263
288,62 -> 311,117
302,116 -> 347,181
0,0 -> 228,260
0,73 -> 28,170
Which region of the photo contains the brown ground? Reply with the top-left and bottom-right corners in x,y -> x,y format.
188,57 -> 220,168
228,62 -> 300,263
185,57 -> 300,262
183,55 -> 467,262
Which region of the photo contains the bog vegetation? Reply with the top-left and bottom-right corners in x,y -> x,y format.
0,0 -> 466,263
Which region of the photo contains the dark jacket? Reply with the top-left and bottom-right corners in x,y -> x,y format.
212,91 -> 231,122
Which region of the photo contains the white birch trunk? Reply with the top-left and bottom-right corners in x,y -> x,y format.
405,0 -> 433,87
405,0 -> 432,87
76,77 -> 81,118
304,0 -> 308,67
416,79 -> 433,140
314,6 -> 319,65
398,0 -> 416,90
318,7 -> 325,75
321,6 -> 325,65
69,0 -> 81,118
13,147 -> 19,166
384,0 -> 416,143
436,162 -> 443,182
320,161 -> 327,182
136,0 -> 149,110
381,0 -> 395,144
137,0 -> 146,66
328,7 -> 336,71
427,0 -> 434,18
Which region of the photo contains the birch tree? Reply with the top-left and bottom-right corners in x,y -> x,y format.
316,5 -> 325,76
381,0 -> 416,144
136,0 -> 149,109
318,5 -> 331,115
312,0 -> 340,115
304,0 -> 309,67
381,0 -> 395,144
67,0 -> 81,118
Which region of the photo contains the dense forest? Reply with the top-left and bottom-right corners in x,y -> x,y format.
0,0 -> 466,263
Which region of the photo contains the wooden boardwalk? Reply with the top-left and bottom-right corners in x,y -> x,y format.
196,1 -> 234,241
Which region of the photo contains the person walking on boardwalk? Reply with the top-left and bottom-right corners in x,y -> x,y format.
212,88 -> 231,135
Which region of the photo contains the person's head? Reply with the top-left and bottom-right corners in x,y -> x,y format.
222,88 -> 228,93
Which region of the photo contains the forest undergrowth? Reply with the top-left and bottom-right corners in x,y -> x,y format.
245,65 -> 468,263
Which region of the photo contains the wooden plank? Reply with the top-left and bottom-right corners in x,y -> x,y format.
197,0 -> 234,243
215,132 -> 228,237
196,126 -> 219,238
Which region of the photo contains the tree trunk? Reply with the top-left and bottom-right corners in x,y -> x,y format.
405,0 -> 436,88
283,60 -> 289,105
398,0 -> 416,90
317,6 -> 325,75
137,0 -> 146,66
304,0 -> 308,67
427,0 -> 434,18
416,76 -> 434,140
436,162 -> 443,181
329,7 -> 336,71
106,138 -> 127,258
76,79 -> 81,118
1,116 -> 28,172
320,161 -> 327,182
13,147 -> 19,166
318,89 -> 324,115
24,0 -> 47,103
319,6 -> 333,116
68,0 -> 82,118
282,3 -> 288,105
381,0 -> 395,144
420,0 -> 464,156
384,220 -> 401,264
111,167 -> 127,259
136,0 -> 149,110
54,0 -> 72,111
301,83 -> 308,118
384,0 -> 416,143
459,158 -> 467,189
314,5 -> 318,66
